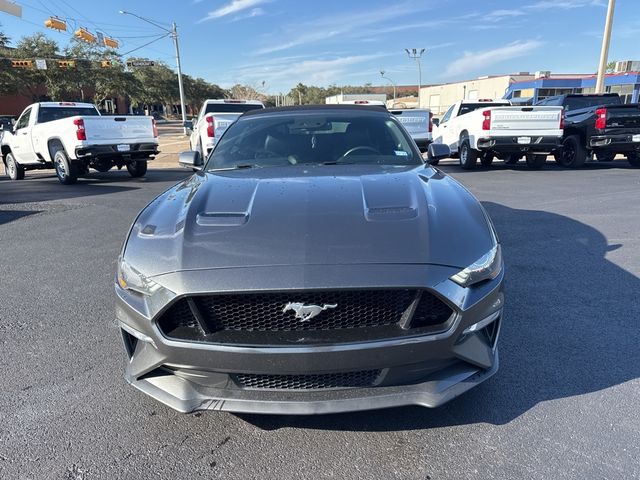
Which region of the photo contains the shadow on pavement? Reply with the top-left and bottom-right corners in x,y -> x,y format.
0,169 -> 189,205
239,202 -> 640,431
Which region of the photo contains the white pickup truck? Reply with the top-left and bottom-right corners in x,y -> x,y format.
390,108 -> 432,152
1,102 -> 159,184
432,99 -> 563,169
186,99 -> 264,159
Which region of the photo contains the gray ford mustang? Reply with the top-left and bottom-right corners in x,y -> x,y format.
116,105 -> 504,414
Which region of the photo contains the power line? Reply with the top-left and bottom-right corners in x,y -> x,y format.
120,34 -> 170,57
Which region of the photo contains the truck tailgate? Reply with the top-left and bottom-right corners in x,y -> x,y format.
489,107 -> 562,132
82,116 -> 155,143
206,113 -> 241,138
391,110 -> 430,138
604,104 -> 640,129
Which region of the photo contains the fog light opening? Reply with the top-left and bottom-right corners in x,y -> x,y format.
461,310 -> 502,349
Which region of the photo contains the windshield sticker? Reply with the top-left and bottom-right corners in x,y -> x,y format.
395,150 -> 409,156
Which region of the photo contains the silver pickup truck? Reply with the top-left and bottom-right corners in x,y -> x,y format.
390,108 -> 432,152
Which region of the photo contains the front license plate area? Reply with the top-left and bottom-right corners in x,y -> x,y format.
517,137 -> 531,144
117,144 -> 131,152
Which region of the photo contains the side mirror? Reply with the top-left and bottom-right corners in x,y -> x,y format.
179,150 -> 203,170
426,143 -> 450,164
431,118 -> 440,127
183,120 -> 194,131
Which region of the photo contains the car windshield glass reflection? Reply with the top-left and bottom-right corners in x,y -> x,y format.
207,113 -> 421,170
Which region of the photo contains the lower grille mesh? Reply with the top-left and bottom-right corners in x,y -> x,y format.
234,370 -> 382,390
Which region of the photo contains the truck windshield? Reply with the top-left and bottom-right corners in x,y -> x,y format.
208,112 -> 421,169
565,96 -> 622,110
37,107 -> 100,123
204,103 -> 264,114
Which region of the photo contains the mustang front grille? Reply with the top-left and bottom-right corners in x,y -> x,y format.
156,289 -> 454,345
233,370 -> 382,390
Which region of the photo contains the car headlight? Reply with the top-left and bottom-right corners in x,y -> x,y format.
116,256 -> 161,296
450,244 -> 502,287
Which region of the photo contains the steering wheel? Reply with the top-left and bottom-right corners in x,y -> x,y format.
341,146 -> 381,157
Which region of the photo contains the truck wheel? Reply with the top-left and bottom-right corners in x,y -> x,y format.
525,154 -> 547,170
459,140 -> 478,170
53,150 -> 78,185
596,152 -> 615,162
480,153 -> 494,167
505,154 -> 521,165
559,135 -> 586,168
4,152 -> 25,180
628,152 -> 640,167
127,160 -> 147,177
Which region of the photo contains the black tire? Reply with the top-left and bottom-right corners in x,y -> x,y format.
505,153 -> 521,165
126,160 -> 147,177
4,152 -> 25,180
525,153 -> 547,170
480,153 -> 494,167
53,149 -> 78,185
459,139 -> 478,170
596,152 -> 616,162
559,135 -> 587,168
628,152 -> 640,167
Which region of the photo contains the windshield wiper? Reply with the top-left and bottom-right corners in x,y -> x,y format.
208,164 -> 258,172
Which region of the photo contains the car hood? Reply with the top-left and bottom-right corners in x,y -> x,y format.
124,164 -> 494,277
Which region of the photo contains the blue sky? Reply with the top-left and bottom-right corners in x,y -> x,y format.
1,0 -> 639,92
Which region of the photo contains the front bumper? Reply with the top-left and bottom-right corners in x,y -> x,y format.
116,264 -> 504,414
589,133 -> 640,152
477,136 -> 561,154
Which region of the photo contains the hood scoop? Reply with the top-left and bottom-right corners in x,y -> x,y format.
196,212 -> 249,227
365,206 -> 418,221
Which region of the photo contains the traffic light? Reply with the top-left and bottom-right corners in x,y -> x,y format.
11,60 -> 33,68
103,37 -> 119,49
57,60 -> 76,69
74,28 -> 96,43
44,17 -> 67,32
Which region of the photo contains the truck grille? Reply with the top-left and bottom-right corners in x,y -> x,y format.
233,370 -> 382,390
157,289 -> 453,345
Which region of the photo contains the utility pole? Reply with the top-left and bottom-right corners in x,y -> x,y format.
595,0 -> 616,93
405,48 -> 425,107
171,22 -> 188,134
380,70 -> 397,106
119,11 -> 188,134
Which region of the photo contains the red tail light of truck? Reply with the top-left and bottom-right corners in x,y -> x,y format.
152,119 -> 158,138
482,110 -> 491,131
429,112 -> 433,133
73,118 -> 86,140
595,108 -> 607,130
206,116 -> 215,138
560,109 -> 565,130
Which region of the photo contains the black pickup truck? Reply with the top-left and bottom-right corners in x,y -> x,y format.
536,93 -> 640,168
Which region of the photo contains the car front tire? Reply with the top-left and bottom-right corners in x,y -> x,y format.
4,152 -> 25,180
525,153 -> 547,170
505,153 -> 521,165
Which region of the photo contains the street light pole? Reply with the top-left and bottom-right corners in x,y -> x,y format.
405,48 -> 425,108
380,70 -> 397,106
595,0 -> 616,94
119,11 -> 188,134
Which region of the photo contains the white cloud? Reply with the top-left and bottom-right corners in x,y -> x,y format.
255,1 -> 435,54
200,0 -> 268,21
444,40 -> 544,77
229,7 -> 265,22
484,9 -> 526,21
223,53 -> 390,89
526,0 -> 605,9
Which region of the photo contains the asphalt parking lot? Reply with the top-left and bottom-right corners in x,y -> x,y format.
1,159 -> 639,479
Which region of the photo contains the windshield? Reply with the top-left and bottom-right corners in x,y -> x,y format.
565,95 -> 622,110
206,112 -> 421,170
204,103 -> 264,114
37,107 -> 100,123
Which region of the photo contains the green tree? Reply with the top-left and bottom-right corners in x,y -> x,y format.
0,23 -> 10,47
